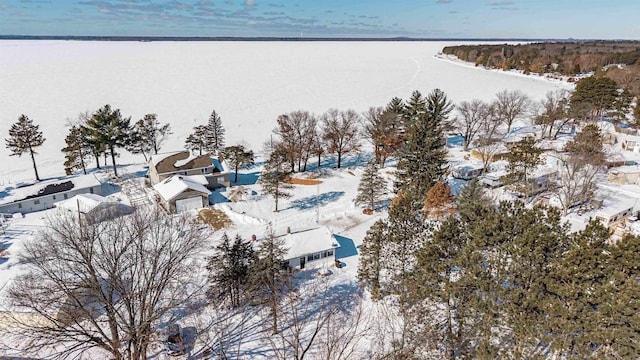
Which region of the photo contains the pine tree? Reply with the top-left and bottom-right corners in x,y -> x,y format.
185,125 -> 207,155
354,162 -> 388,211
5,115 -> 46,181
259,150 -> 294,212
423,181 -> 455,221
205,110 -> 225,153
357,219 -> 388,300
127,114 -> 171,160
395,89 -> 453,203
125,119 -> 152,162
206,233 -> 256,308
61,126 -> 90,175
504,136 -> 543,199
82,105 -> 131,177
455,178 -> 491,224
248,230 -> 291,334
223,145 -> 255,183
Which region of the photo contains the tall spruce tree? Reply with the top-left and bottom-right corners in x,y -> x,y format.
248,230 -> 291,334
206,233 -> 256,308
223,145 -> 255,183
61,126 -> 91,175
395,89 -> 453,203
455,178 -> 491,223
504,136 -> 543,199
357,219 -> 388,300
5,115 -> 46,181
354,162 -> 388,211
205,110 -> 225,153
83,105 -> 131,177
259,150 -> 294,212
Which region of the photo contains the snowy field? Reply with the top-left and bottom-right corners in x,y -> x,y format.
0,41 -> 576,358
0,40 -> 571,184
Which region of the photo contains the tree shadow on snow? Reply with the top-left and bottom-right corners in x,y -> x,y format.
333,235 -> 358,260
233,172 -> 260,186
289,191 -> 345,211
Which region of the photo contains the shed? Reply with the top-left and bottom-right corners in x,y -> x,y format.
55,194 -> 130,224
153,175 -> 211,213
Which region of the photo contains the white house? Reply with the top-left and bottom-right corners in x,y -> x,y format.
153,175 -> 211,213
0,174 -> 102,215
148,150 -> 230,189
268,226 -> 339,270
451,164 -> 484,180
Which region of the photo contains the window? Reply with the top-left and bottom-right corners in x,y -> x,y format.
322,251 -> 328,258
327,249 -> 333,256
313,253 -> 320,260
18,203 -> 22,209
307,255 -> 313,262
53,195 -> 56,200
201,168 -> 209,174
63,193 -> 68,199
217,177 -> 226,184
34,199 -> 40,205
89,187 -> 94,194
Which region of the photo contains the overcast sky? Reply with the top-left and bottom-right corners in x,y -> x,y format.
0,0 -> 638,39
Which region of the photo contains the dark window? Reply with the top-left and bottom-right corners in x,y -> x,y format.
64,193 -> 68,199
34,199 -> 40,205
328,249 -> 334,256
307,255 -> 313,262
89,187 -> 94,194
53,195 -> 56,200
313,253 -> 320,260
18,203 -> 22,209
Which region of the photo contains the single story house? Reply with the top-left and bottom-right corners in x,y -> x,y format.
608,165 -> 640,185
469,143 -> 510,163
619,134 -> 640,153
451,164 -> 484,180
268,226 -> 339,270
153,175 -> 211,213
55,194 -> 131,224
0,174 -> 102,215
148,150 -> 230,189
595,205 -> 635,228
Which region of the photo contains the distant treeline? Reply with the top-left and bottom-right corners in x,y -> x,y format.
0,35 -> 565,42
442,41 -> 640,96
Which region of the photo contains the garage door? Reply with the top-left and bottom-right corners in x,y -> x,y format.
175,197 -> 203,213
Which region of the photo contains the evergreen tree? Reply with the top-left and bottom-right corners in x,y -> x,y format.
570,76 -> 619,122
185,125 -> 207,155
504,136 -> 543,199
455,178 -> 491,224
395,89 -> 453,203
205,110 -> 225,153
357,219 -> 388,300
82,105 -> 131,177
248,230 -> 291,334
5,115 -> 46,181
127,114 -> 171,160
223,145 -> 255,183
634,102 -> 640,129
259,150 -> 294,212
206,233 -> 256,308
611,87 -> 634,123
354,162 -> 388,211
61,126 -> 91,175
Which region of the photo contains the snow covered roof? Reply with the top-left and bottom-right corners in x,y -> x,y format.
212,157 -> 231,174
55,194 -> 116,214
153,175 -> 211,202
0,174 -> 102,205
609,165 -> 640,174
149,150 -> 186,165
276,226 -> 339,259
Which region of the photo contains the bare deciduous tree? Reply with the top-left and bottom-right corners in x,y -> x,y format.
362,107 -> 402,167
6,208 -> 208,360
273,111 -> 318,172
494,90 -> 530,134
321,109 -> 361,169
454,99 -> 492,151
535,89 -> 572,139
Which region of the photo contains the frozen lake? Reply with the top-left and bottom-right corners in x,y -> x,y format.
0,40 -> 570,182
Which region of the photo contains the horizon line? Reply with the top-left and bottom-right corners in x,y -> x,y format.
1,35 -> 638,42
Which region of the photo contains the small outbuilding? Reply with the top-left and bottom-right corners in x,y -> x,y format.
153,175 -> 211,213
55,194 -> 131,224
608,165 -> 640,185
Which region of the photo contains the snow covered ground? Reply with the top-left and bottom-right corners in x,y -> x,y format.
0,40 -> 571,184
0,40 -> 577,358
